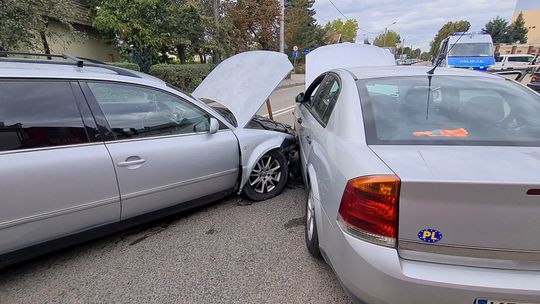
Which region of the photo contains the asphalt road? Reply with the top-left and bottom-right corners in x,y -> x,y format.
0,83 -> 351,304
259,85 -> 304,126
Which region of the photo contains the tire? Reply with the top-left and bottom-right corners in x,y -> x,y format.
305,184 -> 321,258
243,150 -> 288,201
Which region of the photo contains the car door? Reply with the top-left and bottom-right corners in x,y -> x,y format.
296,74 -> 340,169
0,80 -> 120,255
83,81 -> 239,219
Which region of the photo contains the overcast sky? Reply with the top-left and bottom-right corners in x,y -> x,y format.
313,0 -> 517,51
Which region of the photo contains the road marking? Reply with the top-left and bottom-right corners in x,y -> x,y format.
264,105 -> 295,118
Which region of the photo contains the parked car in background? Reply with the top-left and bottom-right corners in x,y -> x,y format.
0,51 -> 295,267
528,70 -> 540,92
495,53 -> 535,69
296,44 -> 540,304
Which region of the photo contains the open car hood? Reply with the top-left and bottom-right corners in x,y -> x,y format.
193,51 -> 293,128
305,43 -> 395,88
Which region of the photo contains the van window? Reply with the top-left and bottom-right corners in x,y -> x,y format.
0,81 -> 89,152
508,56 -> 533,63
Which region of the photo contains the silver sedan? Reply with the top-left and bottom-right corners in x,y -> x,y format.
295,44 -> 540,304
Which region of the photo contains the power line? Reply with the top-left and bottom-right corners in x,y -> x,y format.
328,0 -> 348,20
326,0 -> 375,35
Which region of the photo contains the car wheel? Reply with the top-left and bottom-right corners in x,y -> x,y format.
305,184 -> 321,258
243,150 -> 288,201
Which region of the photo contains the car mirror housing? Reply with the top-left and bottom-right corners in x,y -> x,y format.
209,118 -> 219,134
295,92 -> 305,103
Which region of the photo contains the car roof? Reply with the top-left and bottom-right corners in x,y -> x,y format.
345,65 -> 502,80
0,60 -> 166,87
500,54 -> 535,57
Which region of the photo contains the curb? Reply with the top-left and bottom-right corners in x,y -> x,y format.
276,82 -> 305,90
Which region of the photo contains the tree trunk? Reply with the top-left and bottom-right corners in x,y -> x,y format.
177,44 -> 187,64
40,31 -> 52,59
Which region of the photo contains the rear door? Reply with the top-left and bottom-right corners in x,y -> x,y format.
83,82 -> 239,219
0,80 -> 120,255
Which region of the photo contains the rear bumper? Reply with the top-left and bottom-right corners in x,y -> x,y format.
328,225 -> 540,304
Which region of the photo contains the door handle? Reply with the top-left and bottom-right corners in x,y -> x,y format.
305,136 -> 312,144
297,117 -> 303,124
117,158 -> 146,168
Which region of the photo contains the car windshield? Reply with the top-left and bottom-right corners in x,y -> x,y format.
448,43 -> 492,57
358,76 -> 540,146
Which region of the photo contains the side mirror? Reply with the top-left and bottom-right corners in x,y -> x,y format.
295,92 -> 305,103
209,118 -> 219,134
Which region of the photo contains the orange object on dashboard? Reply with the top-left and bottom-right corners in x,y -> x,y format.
413,128 -> 469,137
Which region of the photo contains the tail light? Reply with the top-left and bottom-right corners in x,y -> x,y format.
532,75 -> 538,83
337,175 -> 400,248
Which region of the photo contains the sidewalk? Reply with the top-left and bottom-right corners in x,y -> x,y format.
278,73 -> 305,90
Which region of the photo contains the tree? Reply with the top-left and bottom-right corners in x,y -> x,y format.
0,0 -> 78,53
483,17 -> 510,43
285,0 -> 323,54
227,0 -> 281,51
92,0 -> 169,72
323,19 -> 359,43
429,20 -> 470,56
164,2 -> 206,64
373,30 -> 401,47
509,12 -> 528,44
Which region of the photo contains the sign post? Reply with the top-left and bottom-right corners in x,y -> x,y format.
292,45 -> 299,73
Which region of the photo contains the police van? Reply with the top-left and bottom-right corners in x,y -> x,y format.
435,32 -> 495,71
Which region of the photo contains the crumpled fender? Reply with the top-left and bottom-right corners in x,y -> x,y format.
232,128 -> 295,193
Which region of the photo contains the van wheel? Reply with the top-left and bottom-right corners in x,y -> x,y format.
243,150 -> 288,201
305,184 -> 321,258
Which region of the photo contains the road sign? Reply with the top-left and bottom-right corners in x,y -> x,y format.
302,48 -> 311,56
292,51 -> 298,59
293,45 -> 299,52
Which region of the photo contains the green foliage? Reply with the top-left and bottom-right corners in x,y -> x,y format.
107,62 -> 141,71
509,12 -> 528,44
285,0 -> 323,56
429,20 -> 470,56
483,17 -> 510,43
0,0 -> 78,52
483,14 -> 528,45
324,19 -> 359,42
373,30 -> 401,47
150,64 -> 216,92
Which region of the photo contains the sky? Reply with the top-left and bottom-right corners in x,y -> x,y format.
313,0 -> 518,51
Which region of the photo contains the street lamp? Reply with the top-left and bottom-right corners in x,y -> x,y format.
383,21 -> 397,47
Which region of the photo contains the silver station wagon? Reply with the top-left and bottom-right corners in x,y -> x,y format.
0,51 -> 295,267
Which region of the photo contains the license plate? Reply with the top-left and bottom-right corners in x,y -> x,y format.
475,299 -> 540,304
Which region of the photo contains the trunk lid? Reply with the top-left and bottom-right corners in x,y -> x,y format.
193,51 -> 293,128
370,145 -> 540,269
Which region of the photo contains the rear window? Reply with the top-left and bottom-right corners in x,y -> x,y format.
358,76 -> 540,146
448,43 -> 493,57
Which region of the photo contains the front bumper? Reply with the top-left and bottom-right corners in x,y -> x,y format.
328,225 -> 540,304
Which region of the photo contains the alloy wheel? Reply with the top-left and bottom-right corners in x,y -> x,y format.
249,155 -> 282,194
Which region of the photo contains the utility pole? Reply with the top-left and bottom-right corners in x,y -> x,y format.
213,0 -> 221,64
280,0 -> 285,53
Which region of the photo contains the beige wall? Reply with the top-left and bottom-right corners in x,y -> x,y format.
46,21 -> 120,62
513,8 -> 540,44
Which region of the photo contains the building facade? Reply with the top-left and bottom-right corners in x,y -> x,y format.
47,0 -> 119,62
513,0 -> 540,44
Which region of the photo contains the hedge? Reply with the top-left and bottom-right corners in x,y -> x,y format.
150,64 -> 216,92
107,62 -> 141,72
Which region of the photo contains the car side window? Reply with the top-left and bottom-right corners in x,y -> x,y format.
310,75 -> 341,125
88,82 -> 210,140
0,80 -> 89,152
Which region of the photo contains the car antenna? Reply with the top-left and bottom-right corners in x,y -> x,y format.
425,30 -> 468,119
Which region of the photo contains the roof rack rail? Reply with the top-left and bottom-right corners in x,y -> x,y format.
0,51 -> 141,78
0,51 -> 84,67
